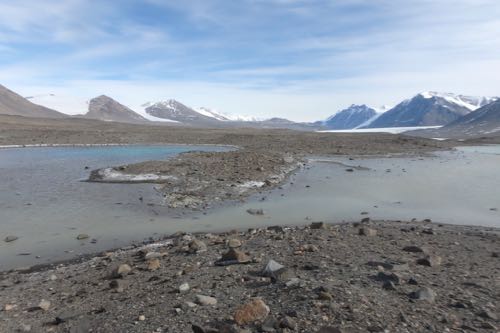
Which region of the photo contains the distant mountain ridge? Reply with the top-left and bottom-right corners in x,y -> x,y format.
365,92 -> 495,128
320,104 -> 378,130
2,83 -> 498,136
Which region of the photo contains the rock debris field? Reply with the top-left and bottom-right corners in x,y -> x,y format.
1,220 -> 498,332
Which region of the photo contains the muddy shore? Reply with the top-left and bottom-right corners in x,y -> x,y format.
1,220 -> 498,333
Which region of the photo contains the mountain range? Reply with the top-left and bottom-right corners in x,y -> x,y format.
363,92 -> 495,128
1,83 -> 499,137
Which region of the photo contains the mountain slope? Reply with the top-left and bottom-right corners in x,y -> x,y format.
84,95 -> 147,123
322,104 -> 377,129
410,99 -> 500,138
365,92 -> 494,128
0,84 -> 67,118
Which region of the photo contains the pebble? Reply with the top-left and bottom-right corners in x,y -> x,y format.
76,234 -> 89,240
38,299 -> 51,311
111,264 -> 132,278
147,258 -> 161,271
227,238 -> 242,248
409,287 -> 436,303
138,315 -> 146,321
189,239 -> 208,253
195,295 -> 217,306
179,283 -> 190,293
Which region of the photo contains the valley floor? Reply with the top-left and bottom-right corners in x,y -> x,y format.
1,116 -> 499,332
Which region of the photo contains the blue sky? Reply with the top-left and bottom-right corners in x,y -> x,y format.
1,0 -> 499,121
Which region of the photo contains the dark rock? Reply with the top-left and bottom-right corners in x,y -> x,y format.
402,245 -> 425,253
247,208 -> 264,215
416,255 -> 442,267
358,227 -> 377,236
310,222 -> 326,229
4,235 -> 18,243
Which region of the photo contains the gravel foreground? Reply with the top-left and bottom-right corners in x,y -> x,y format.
1,220 -> 498,333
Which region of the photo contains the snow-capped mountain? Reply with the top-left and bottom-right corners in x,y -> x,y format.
321,104 -> 378,130
142,100 -> 220,125
411,98 -> 500,138
365,92 -> 497,128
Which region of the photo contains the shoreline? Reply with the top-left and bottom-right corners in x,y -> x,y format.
1,220 -> 498,332
0,142 -> 241,150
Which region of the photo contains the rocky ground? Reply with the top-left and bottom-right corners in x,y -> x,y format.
1,220 -> 498,333
88,150 -> 300,209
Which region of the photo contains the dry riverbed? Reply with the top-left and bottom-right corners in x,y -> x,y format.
1,220 -> 499,333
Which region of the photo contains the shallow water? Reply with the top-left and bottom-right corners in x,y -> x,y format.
0,145 -> 231,270
1,145 -> 499,270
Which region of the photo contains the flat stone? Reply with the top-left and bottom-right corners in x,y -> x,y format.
402,245 -> 426,253
144,252 -> 164,260
76,234 -> 89,240
195,294 -> 217,306
4,235 -> 18,243
234,298 -> 270,325
227,238 -> 242,248
247,208 -> 264,215
216,248 -> 251,265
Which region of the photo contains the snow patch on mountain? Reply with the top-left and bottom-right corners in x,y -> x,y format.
418,91 -> 496,111
196,107 -> 260,122
25,94 -> 89,115
128,102 -> 180,123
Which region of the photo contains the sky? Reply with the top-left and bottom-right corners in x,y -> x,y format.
0,0 -> 499,121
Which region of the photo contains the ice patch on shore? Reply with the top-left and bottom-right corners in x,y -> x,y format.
96,168 -> 177,182
239,181 -> 265,188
